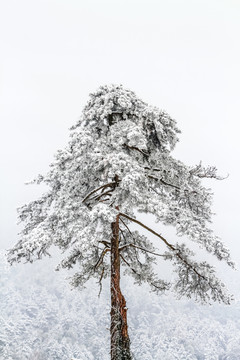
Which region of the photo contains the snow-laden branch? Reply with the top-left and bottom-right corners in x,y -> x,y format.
119,213 -> 174,249
119,212 -> 229,300
189,162 -> 228,180
119,212 -> 203,277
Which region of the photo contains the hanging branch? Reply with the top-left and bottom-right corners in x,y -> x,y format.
119,213 -> 210,284
94,248 -> 110,271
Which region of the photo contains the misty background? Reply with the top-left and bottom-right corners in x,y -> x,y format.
1,1 -> 240,358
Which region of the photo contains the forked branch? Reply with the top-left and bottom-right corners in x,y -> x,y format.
82,181 -> 120,204
99,240 -> 111,248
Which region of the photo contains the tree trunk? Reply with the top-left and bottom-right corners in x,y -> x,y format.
110,214 -> 131,360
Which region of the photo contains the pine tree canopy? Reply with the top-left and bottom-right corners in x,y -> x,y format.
8,84 -> 234,304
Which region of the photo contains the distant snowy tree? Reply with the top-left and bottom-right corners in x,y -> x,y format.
8,85 -> 234,360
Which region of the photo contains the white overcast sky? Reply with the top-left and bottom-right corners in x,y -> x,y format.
0,0 -> 240,270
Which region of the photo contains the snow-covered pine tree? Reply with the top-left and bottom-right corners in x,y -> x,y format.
8,85 -> 234,360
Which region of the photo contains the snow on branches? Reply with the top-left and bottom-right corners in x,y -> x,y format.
8,84 -> 234,304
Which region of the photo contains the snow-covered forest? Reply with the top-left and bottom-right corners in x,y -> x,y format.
1,250 -> 240,359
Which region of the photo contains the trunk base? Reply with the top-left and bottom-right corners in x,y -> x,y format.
111,213 -> 131,360
111,291 -> 131,360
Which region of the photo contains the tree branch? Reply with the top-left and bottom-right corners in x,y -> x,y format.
119,213 -> 210,284
119,226 -> 142,266
148,174 -> 180,190
123,143 -> 149,157
95,189 -> 113,201
99,240 -> 111,248
119,243 -> 165,257
119,227 -> 128,244
94,248 -> 110,270
120,254 -> 140,276
120,213 -> 174,248
82,181 -> 120,204
119,218 -> 133,236
190,163 -> 228,180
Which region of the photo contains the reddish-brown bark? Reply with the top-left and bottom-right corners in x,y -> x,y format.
110,213 -> 131,360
